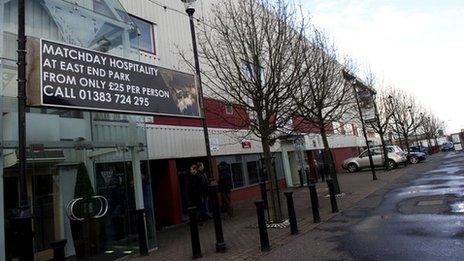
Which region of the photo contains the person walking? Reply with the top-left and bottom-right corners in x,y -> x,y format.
197,162 -> 211,221
188,164 -> 203,216
218,162 -> 233,217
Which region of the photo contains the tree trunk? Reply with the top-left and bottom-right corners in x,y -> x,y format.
320,125 -> 341,194
404,133 -> 411,153
378,128 -> 390,170
261,138 -> 283,222
434,137 -> 439,151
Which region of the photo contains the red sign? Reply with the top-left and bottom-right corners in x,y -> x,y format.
241,140 -> 252,149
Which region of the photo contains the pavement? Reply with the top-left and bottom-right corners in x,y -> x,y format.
134,152 -> 455,261
261,151 -> 464,261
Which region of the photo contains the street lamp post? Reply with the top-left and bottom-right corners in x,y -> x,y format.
372,94 -> 390,171
408,106 -> 419,148
419,112 -> 424,147
14,0 -> 34,260
181,0 -> 226,253
343,72 -> 377,181
388,95 -> 403,149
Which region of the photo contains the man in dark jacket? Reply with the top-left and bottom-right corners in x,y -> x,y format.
197,162 -> 211,221
218,162 -> 233,217
188,164 -> 202,212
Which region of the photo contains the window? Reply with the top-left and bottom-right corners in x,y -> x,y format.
225,103 -> 234,115
247,161 -> 260,184
93,0 -> 117,19
130,15 -> 155,54
333,122 -> 341,134
231,163 -> 244,188
241,61 -> 265,84
345,124 -> 354,135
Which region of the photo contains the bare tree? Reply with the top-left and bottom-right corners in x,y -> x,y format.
294,29 -> 355,193
193,0 -> 310,222
422,112 -> 444,149
364,73 -> 395,170
387,89 -> 423,153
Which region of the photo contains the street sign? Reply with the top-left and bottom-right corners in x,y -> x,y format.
26,38 -> 200,117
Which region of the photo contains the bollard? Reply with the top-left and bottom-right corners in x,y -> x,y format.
255,201 -> 270,251
327,179 -> 339,213
259,182 -> 268,210
308,183 -> 321,223
209,185 -> 227,252
259,181 -> 271,220
11,208 -> 34,261
284,192 -> 298,235
136,209 -> 149,256
304,168 -> 311,184
50,239 -> 67,261
188,207 -> 202,259
298,169 -> 304,187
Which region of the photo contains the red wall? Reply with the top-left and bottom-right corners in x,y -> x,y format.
331,147 -> 361,173
152,98 -> 249,129
293,117 -> 334,134
152,159 -> 183,225
230,179 -> 286,203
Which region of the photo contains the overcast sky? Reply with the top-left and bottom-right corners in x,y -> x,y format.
301,0 -> 464,134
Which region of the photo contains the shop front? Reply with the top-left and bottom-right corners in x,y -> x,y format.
0,0 -> 169,259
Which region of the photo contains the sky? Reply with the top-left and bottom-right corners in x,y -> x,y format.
300,0 -> 464,134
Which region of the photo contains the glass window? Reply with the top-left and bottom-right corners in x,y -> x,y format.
130,15 -> 155,54
93,0 -> 117,19
231,163 -> 244,188
247,161 -> 260,184
333,122 -> 341,134
225,104 -> 233,115
241,61 -> 265,84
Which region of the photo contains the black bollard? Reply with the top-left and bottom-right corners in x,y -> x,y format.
259,181 -> 271,220
136,209 -> 149,256
188,207 -> 202,259
298,169 -> 304,187
254,201 -> 270,251
308,179 -> 319,208
259,182 -> 268,210
308,183 -> 321,223
209,185 -> 227,252
327,179 -> 339,213
50,239 -> 67,261
284,192 -> 298,235
11,207 -> 34,261
304,168 -> 311,184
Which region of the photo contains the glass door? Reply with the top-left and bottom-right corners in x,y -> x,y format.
60,147 -> 139,260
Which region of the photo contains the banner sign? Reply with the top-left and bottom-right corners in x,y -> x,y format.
26,38 -> 200,117
356,88 -> 376,123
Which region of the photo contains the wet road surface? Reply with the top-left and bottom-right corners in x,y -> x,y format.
261,152 -> 464,261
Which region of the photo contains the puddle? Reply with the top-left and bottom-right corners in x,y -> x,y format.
450,202 -> 464,213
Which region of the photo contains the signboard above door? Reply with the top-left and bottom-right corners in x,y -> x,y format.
26,37 -> 200,117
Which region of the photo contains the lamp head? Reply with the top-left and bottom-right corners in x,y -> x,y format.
181,0 -> 197,15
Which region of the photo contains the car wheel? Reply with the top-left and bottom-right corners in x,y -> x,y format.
388,159 -> 397,169
347,163 -> 358,173
409,156 -> 419,164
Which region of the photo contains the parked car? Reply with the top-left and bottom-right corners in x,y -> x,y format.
410,146 -> 430,155
405,151 -> 427,164
342,145 -> 407,173
441,142 -> 455,152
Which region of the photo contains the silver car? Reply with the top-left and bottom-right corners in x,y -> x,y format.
342,145 -> 407,173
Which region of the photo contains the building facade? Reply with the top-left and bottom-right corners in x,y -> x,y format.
0,0 -> 378,260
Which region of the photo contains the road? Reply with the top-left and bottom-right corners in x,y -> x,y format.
261,152 -> 464,261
